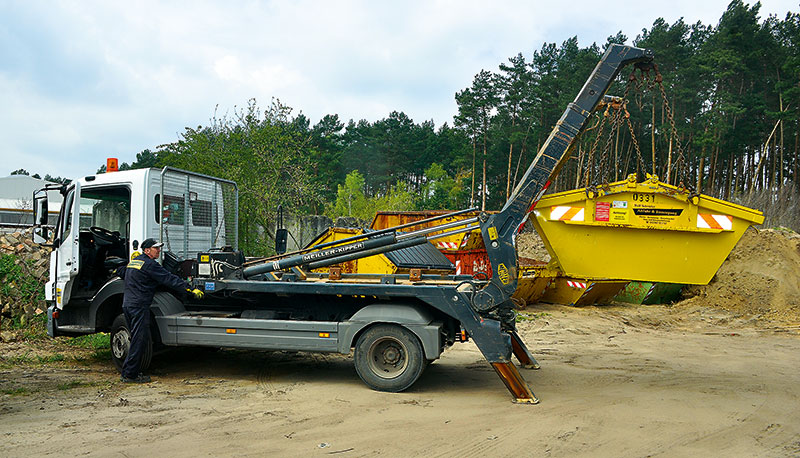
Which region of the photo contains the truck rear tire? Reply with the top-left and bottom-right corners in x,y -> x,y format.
110,313 -> 152,373
354,324 -> 425,393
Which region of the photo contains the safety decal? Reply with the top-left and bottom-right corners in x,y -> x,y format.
610,208 -> 629,223
567,280 -> 587,289
697,214 -> 733,230
205,282 -> 216,291
595,202 -> 610,222
497,263 -> 510,285
634,208 -> 683,216
488,226 -> 499,241
127,259 -> 144,270
551,206 -> 585,222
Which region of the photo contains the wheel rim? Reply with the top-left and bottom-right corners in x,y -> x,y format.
112,328 -> 131,359
367,336 -> 409,379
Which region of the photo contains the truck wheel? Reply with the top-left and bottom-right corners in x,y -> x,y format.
354,324 -> 425,393
110,313 -> 152,373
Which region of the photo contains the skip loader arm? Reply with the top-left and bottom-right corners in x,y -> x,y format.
473,44 -> 654,315
462,45 -> 653,404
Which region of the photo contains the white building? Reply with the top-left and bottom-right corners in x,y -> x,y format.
0,175 -> 63,231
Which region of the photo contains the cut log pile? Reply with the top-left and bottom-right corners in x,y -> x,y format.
0,229 -> 51,320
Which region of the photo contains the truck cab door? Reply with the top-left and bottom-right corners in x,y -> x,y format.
55,182 -> 81,309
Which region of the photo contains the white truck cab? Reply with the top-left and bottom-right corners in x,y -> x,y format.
32,167 -> 237,336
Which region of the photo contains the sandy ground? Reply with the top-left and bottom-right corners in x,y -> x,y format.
2,302 -> 799,457
2,229 -> 799,457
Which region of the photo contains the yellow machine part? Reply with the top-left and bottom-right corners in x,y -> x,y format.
531,175 -> 765,285
370,211 -> 487,251
306,227 -> 397,275
540,278 -> 628,306
513,264 -> 559,306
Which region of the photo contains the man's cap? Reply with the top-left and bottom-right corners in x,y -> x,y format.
141,238 -> 163,249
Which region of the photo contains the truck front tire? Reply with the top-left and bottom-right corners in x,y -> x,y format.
110,313 -> 152,373
354,324 -> 426,393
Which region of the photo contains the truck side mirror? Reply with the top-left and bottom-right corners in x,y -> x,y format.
32,190 -> 50,244
33,226 -> 49,244
275,228 -> 288,255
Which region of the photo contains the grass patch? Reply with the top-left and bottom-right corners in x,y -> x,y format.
65,333 -> 110,350
1,387 -> 29,396
2,353 -> 35,365
57,380 -> 84,390
74,348 -> 111,364
516,312 -> 551,322
36,354 -> 65,363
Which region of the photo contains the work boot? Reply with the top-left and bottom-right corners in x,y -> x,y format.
120,373 -> 151,383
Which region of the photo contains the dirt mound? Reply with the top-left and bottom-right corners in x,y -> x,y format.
676,228 -> 800,325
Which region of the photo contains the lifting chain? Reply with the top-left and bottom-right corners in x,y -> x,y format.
625,104 -> 648,180
584,65 -> 695,197
626,64 -> 697,199
585,72 -> 643,194
583,108 -> 609,188
597,101 -> 625,186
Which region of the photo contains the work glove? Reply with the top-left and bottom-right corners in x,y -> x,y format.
187,288 -> 205,300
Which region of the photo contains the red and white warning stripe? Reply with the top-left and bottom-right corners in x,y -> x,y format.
567,280 -> 587,289
550,206 -> 585,221
455,260 -> 462,275
437,241 -> 459,250
697,214 -> 733,230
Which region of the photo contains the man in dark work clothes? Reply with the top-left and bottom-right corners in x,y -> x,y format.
117,238 -> 204,383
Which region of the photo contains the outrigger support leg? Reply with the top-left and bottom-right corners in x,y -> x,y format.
509,330 -> 540,370
491,361 -> 539,404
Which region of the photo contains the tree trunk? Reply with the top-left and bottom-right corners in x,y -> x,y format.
514,122 -> 533,189
666,136 -> 673,185
724,156 -> 733,200
506,142 -> 514,200
697,155 -> 705,191
779,93 -> 785,188
771,133 -> 777,191
735,153 -> 742,196
622,139 -> 633,179
506,117 -> 517,200
470,138 -> 476,206
795,120 -> 799,187
482,130 -> 487,211
708,141 -> 718,195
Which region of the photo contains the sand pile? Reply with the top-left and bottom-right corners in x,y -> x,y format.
677,228 -> 800,325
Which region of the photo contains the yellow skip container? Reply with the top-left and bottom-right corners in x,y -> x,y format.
531,174 -> 765,285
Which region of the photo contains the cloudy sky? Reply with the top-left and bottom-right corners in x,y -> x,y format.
1,0 -> 796,179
